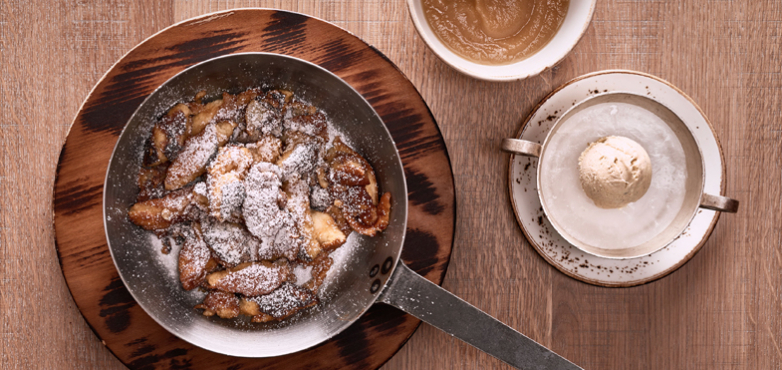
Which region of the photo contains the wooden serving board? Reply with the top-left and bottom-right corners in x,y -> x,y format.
53,9 -> 455,370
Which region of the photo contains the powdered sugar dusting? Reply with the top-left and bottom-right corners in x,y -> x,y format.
279,143 -> 318,181
246,99 -> 283,137
247,282 -> 317,318
310,186 -> 332,211
173,123 -> 220,176
318,233 -> 361,299
202,220 -> 258,266
243,163 -> 286,239
148,233 -> 179,281
212,263 -> 287,296
292,264 -> 313,285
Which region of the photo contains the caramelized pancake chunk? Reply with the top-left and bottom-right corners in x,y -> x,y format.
246,135 -> 282,164
206,145 -> 253,222
136,165 -> 167,202
189,98 -> 223,137
128,187 -> 195,230
244,282 -> 318,320
165,120 -> 236,190
245,99 -> 283,139
201,219 -> 260,268
178,225 -> 219,290
311,211 -> 346,251
205,261 -> 290,296
196,290 -> 240,319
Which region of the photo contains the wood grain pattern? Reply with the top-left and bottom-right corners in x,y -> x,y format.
2,1 -> 781,369
52,8 -> 455,370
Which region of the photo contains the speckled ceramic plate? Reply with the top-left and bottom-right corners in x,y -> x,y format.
508,70 -> 725,287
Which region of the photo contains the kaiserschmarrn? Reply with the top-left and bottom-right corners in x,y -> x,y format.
128,88 -> 391,322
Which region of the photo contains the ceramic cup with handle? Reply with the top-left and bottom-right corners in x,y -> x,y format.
501,92 -> 738,259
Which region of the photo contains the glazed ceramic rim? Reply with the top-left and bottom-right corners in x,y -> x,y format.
507,69 -> 725,287
533,91 -> 707,260
406,0 -> 597,81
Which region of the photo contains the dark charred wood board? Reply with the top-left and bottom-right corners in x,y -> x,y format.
53,9 -> 455,370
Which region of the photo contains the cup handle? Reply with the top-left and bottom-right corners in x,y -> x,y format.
501,138 -> 542,158
700,193 -> 739,213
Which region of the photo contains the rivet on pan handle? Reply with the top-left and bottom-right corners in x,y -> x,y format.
700,193 -> 740,213
501,138 -> 542,158
378,263 -> 582,370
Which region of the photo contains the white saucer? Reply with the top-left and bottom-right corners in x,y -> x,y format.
507,70 -> 726,287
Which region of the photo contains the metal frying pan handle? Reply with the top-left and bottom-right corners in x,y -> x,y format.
378,263 -> 581,370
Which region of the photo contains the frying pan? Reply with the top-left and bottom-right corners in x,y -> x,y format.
104,53 -> 579,369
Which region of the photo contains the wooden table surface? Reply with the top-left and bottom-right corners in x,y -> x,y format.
1,1 -> 780,369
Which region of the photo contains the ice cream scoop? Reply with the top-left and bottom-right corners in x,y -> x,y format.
578,135 -> 652,209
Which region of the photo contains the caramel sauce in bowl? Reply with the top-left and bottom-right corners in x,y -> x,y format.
423,0 -> 569,65
407,0 -> 596,81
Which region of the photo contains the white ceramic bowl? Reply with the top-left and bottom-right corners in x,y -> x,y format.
406,0 -> 597,81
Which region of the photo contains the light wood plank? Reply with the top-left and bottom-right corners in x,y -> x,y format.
2,0 -> 781,369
